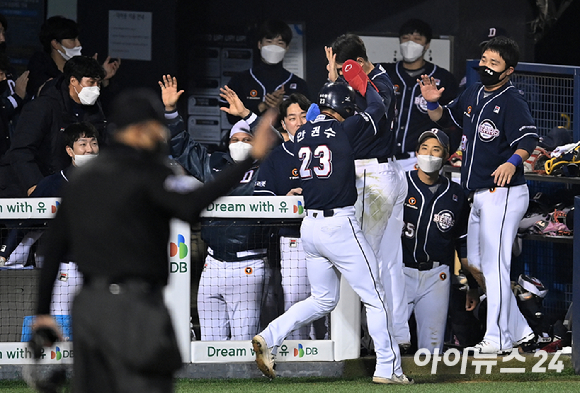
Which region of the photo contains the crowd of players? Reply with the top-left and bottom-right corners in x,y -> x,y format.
0,13 -> 544,386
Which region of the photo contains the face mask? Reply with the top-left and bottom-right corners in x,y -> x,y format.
287,131 -> 294,143
261,45 -> 286,65
477,65 -> 507,86
75,85 -> 100,106
229,141 -> 253,162
416,154 -> 443,173
73,153 -> 98,167
58,45 -> 82,61
400,41 -> 425,63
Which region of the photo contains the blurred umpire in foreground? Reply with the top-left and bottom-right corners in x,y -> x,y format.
32,88 -> 276,392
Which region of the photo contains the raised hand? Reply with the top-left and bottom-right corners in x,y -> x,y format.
220,85 -> 250,118
417,74 -> 445,103
325,46 -> 338,82
158,74 -> 185,111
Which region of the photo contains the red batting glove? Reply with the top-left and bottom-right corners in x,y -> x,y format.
342,59 -> 377,97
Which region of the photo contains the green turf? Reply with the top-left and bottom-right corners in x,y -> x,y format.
2,368 -> 579,392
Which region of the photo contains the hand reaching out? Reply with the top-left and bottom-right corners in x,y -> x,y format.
158,74 -> 184,111
220,85 -> 250,118
417,74 -> 445,103
325,46 -> 338,82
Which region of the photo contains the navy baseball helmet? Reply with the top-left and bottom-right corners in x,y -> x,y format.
318,82 -> 356,119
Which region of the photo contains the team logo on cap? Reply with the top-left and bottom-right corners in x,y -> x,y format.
478,119 -> 500,142
433,210 -> 455,232
344,63 -> 353,72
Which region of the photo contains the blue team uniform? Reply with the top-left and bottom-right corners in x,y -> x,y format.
254,140 -> 300,237
440,81 -> 538,190
349,63 -> 397,159
382,61 -> 458,155
402,169 -> 469,353
258,85 -> 407,379
438,80 -> 538,353
402,170 -> 468,269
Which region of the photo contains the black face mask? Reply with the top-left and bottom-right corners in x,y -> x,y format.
477,65 -> 507,86
0,79 -> 7,94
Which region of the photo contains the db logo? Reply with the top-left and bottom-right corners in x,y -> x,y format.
408,197 -> 417,205
249,90 -> 258,97
245,267 -> 253,275
467,106 -> 472,114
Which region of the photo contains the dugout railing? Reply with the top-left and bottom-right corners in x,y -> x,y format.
0,196 -> 361,367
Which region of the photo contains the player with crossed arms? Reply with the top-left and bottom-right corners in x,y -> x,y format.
252,62 -> 412,385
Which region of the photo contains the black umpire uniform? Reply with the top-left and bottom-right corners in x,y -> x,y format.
35,89 -> 262,392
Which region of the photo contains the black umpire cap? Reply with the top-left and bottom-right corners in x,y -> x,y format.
110,88 -> 165,131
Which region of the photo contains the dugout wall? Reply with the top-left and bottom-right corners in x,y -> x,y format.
0,196 -> 361,367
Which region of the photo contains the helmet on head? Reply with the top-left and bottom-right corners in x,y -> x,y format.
318,82 -> 356,119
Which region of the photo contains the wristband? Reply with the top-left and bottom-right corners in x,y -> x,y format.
426,101 -> 439,111
507,153 -> 523,167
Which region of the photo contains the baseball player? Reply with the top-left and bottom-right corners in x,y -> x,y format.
252,80 -> 412,385
254,93 -> 316,340
220,19 -> 309,124
382,19 -> 459,172
163,76 -> 267,341
419,37 -> 538,354
327,34 -> 410,348
402,129 -> 477,353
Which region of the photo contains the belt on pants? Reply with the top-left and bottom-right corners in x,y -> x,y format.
377,156 -> 396,163
305,208 -> 335,218
406,261 -> 441,271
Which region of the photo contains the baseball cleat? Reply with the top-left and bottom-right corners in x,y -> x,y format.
252,335 -> 276,379
465,340 -> 511,356
372,374 -> 414,385
514,332 -> 535,347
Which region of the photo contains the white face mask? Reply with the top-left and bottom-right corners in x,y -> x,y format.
287,131 -> 294,143
416,154 -> 443,174
261,45 -> 286,65
228,141 -> 253,162
73,153 -> 98,167
400,41 -> 425,63
58,45 -> 82,61
75,85 -> 100,106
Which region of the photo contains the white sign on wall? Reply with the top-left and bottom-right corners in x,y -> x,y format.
108,10 -> 152,61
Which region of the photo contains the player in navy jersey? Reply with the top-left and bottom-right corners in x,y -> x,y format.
220,20 -> 309,125
252,81 -> 412,385
419,36 -> 538,355
327,34 -> 410,348
381,19 -> 459,171
401,129 -> 477,353
254,93 -> 321,340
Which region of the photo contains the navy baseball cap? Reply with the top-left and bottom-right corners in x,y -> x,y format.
417,128 -> 450,153
480,26 -> 509,46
